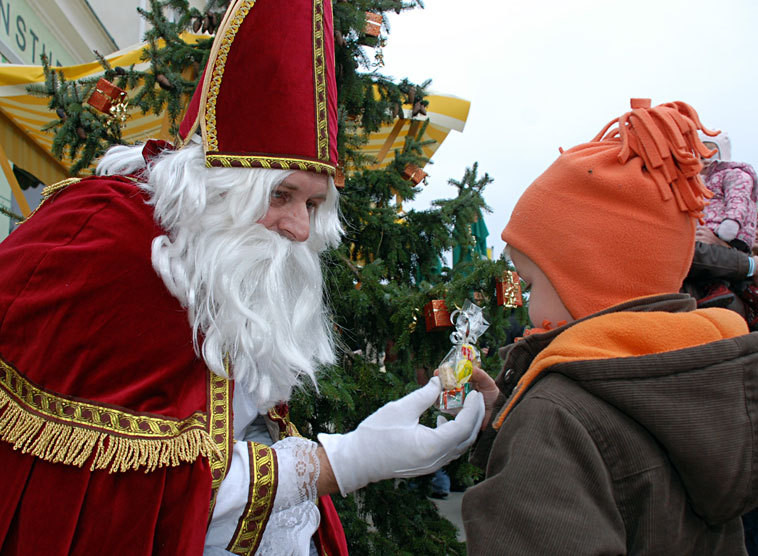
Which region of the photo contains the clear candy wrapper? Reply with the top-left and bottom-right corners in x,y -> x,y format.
436,300 -> 489,412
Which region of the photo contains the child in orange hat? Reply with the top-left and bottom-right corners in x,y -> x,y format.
461,99 -> 758,554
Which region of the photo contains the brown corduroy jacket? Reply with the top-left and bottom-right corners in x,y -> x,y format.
463,294 -> 758,555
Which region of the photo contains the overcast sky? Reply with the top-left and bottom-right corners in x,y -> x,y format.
379,0 -> 758,259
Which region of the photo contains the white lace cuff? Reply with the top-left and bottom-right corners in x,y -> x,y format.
256,437 -> 321,555
270,436 -> 320,510
205,437 -> 320,555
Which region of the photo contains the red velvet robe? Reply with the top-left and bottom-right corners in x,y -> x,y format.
0,176 -> 346,555
0,176 -> 222,554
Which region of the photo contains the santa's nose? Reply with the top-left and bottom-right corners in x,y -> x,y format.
280,205 -> 311,242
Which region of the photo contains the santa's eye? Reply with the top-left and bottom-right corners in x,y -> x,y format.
270,189 -> 290,204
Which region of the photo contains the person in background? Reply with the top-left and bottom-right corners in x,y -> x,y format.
462,99 -> 758,554
684,227 -> 758,328
694,131 -> 758,315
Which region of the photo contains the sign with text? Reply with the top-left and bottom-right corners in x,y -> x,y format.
0,0 -> 74,65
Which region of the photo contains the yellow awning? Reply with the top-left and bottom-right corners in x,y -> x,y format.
361,93 -> 470,171
0,35 -> 470,179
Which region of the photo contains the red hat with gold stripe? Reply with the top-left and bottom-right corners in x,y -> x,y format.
179,0 -> 338,177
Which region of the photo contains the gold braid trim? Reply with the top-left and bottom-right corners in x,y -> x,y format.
267,405 -> 303,441
0,358 -> 222,473
18,177 -> 83,224
207,362 -> 233,519
312,0 -> 329,163
19,175 -> 141,225
204,0 -> 256,153
205,153 -> 336,176
227,443 -> 278,555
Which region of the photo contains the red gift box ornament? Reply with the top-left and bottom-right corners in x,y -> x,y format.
402,163 -> 428,185
359,11 -> 382,47
496,270 -> 523,308
87,78 -> 129,125
424,299 -> 453,332
334,165 -> 345,188
364,12 -> 382,37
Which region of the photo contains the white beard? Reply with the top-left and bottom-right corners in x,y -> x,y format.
97,140 -> 341,409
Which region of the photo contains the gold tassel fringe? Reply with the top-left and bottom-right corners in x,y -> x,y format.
0,388 -> 220,473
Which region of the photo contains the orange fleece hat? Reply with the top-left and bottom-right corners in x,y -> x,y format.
503,99 -> 717,320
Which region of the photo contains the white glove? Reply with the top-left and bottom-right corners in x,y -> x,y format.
317,377 -> 485,496
716,219 -> 740,242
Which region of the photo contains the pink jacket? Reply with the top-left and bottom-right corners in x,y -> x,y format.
702,161 -> 758,250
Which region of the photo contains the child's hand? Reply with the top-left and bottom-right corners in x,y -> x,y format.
695,226 -> 730,247
469,367 -> 500,430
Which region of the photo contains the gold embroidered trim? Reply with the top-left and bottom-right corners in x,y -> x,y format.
267,405 -> 303,440
205,153 -> 335,175
312,0 -> 329,162
204,0 -> 255,153
207,362 -> 233,519
42,177 -> 84,199
227,443 -> 278,555
0,358 -> 220,472
18,177 -> 83,224
19,175 -> 142,225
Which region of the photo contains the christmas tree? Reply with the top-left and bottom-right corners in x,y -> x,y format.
29,1 -> 526,553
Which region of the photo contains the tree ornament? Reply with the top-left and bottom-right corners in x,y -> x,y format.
402,163 -> 427,185
334,165 -> 346,188
360,12 -> 382,47
364,11 -> 382,36
192,17 -> 202,32
423,300 -> 453,331
408,312 -> 418,332
76,127 -> 87,139
496,270 -> 523,308
55,107 -> 67,121
86,78 -> 130,125
114,66 -> 127,76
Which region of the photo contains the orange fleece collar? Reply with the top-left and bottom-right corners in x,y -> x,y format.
493,308 -> 748,430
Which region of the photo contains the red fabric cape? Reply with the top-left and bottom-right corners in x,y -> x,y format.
0,175 -> 347,554
0,177 -> 214,554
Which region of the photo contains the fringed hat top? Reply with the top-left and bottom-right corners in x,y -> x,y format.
178,0 -> 338,176
503,99 -> 718,319
591,98 -> 716,217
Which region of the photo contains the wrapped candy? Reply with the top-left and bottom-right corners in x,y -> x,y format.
436,299 -> 489,411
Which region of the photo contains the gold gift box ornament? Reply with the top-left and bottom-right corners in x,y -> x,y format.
496,270 -> 523,308
87,78 -> 130,125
